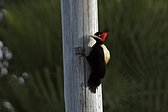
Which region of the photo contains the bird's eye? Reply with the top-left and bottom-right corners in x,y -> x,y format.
98,34 -> 101,37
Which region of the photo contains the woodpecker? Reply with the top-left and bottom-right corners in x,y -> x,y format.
76,31 -> 110,93
87,31 -> 110,93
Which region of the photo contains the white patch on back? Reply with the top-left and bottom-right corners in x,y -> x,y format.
100,44 -> 110,64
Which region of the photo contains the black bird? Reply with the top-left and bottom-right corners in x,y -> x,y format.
76,31 -> 110,93
86,31 -> 110,93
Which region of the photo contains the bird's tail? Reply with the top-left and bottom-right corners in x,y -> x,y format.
88,72 -> 101,93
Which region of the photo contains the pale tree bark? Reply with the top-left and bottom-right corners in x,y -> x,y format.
61,0 -> 103,112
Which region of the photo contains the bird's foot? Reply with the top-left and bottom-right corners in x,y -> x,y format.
75,47 -> 86,58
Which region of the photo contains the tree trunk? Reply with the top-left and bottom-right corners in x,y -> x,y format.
61,0 -> 103,112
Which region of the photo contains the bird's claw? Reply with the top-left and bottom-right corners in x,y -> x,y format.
75,47 -> 85,58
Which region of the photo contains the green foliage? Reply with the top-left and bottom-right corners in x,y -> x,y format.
0,0 -> 64,111
0,67 -> 64,112
99,0 -> 168,111
2,0 -> 62,72
99,0 -> 168,79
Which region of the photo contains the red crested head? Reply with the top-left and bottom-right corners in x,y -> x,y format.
91,30 -> 109,44
94,31 -> 108,41
101,32 -> 108,42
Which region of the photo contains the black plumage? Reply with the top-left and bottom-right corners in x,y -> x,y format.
87,40 -> 106,93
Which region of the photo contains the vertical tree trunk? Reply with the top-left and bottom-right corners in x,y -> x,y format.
61,0 -> 103,112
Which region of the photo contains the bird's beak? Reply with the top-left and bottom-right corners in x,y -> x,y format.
89,35 -> 102,40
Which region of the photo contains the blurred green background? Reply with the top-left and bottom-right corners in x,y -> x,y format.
1,0 -> 168,112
